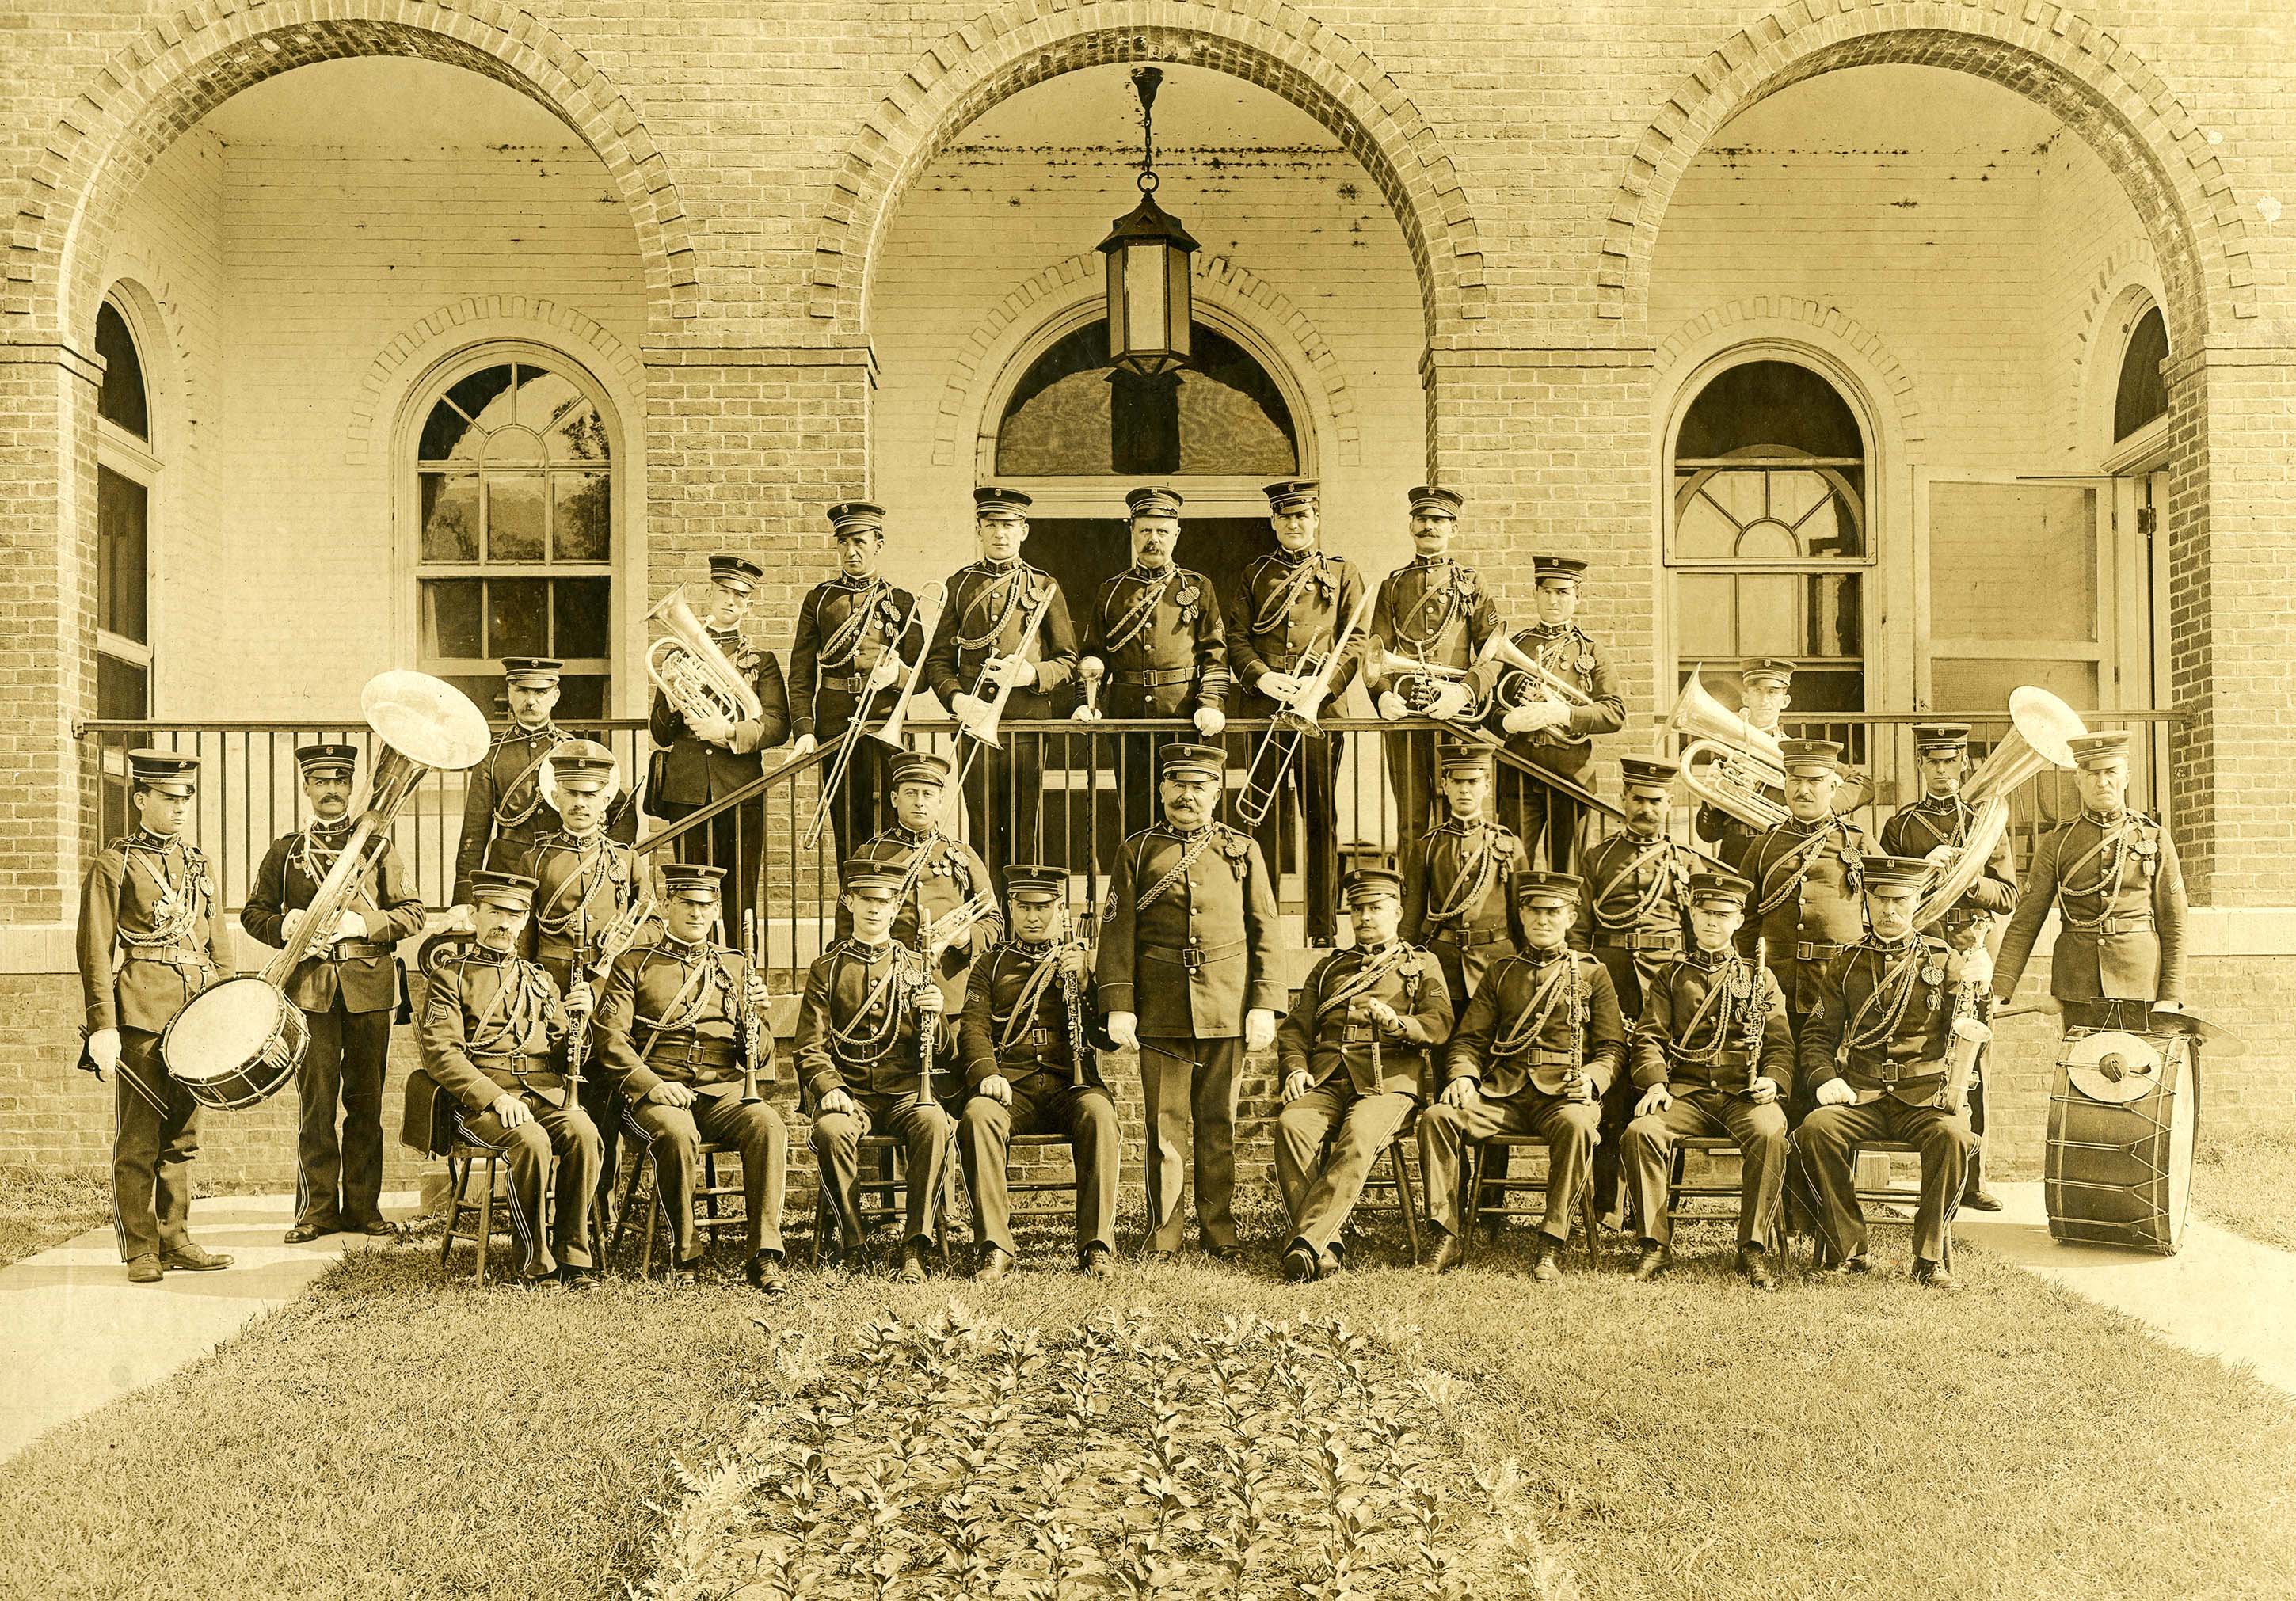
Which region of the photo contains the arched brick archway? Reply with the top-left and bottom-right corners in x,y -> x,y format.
9,0 -> 699,343
808,1 -> 1488,345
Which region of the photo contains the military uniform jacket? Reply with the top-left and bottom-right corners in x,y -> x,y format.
1736,816 -> 1879,1013
418,946 -> 572,1113
836,826 -> 1003,1004
243,822 -> 425,1015
1365,557 -> 1502,694
1277,943 -> 1452,1098
791,937 -> 953,1104
1098,822 -> 1283,1037
1401,817 -> 1525,953
1629,952 -> 1794,1097
1800,936 -> 1960,1105
923,561 -> 1080,713
1444,948 -> 1624,1100
504,831 -> 636,972
454,721 -> 637,903
78,831 -> 238,1035
1490,624 -> 1626,762
1879,795 -> 2016,927
788,575 -> 925,740
594,937 -> 770,1102
1087,564 -> 1229,717
957,941 -> 1108,1092
649,628 -> 794,810
1993,810 -> 2187,1006
1223,548 -> 1365,714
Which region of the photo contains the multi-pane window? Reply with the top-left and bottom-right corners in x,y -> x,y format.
414,357 -> 614,718
2113,305 -> 2168,443
95,299 -> 154,720
996,320 -> 1298,477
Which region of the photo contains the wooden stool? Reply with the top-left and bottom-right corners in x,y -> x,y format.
613,1109 -> 750,1276
438,1130 -> 519,1285
1460,1133 -> 1601,1268
809,1132 -> 954,1269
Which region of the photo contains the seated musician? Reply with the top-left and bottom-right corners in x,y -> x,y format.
592,863 -> 787,1292
1792,855 -> 1979,1289
1274,867 -> 1453,1282
794,861 -> 960,1284
1418,871 -> 1625,1281
955,865 -> 1121,1282
841,751 -> 1001,1013
1618,871 -> 1794,1290
418,871 -> 602,1287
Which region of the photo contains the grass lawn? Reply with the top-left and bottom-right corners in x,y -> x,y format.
0,1164 -> 110,1268
2192,1112 -> 2296,1252
2,1209 -> 2294,1600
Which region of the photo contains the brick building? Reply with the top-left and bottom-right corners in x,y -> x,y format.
2,1 -> 2289,1192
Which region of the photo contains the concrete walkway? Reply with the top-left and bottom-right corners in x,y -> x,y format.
1962,1181 -> 2296,1398
0,1191 -> 419,1464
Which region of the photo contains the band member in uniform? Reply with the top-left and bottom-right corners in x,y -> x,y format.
1399,740 -> 1528,1014
1224,478 -> 1366,944
925,486 -> 1081,873
1879,722 -> 2016,1211
787,501 -> 926,866
1076,485 -> 1229,842
1695,658 -> 1792,873
794,861 -> 961,1284
956,865 -> 1122,1280
1418,871 -> 1625,1281
1992,730 -> 2188,1033
594,863 -> 787,1291
244,743 -> 426,1244
1273,867 -> 1453,1281
1367,486 -> 1502,835
1794,856 -> 1980,1287
77,750 -> 238,1283
839,752 -> 1000,1013
1487,556 -> 1624,871
647,554 -> 794,933
1099,742 -> 1283,1259
1619,871 -> 1794,1289
419,871 -> 602,1286
451,656 -> 635,912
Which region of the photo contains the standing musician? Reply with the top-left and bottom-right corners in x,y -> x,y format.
245,742 -> 426,1245
794,860 -> 961,1284
1619,871 -> 1794,1289
1366,485 -> 1502,835
1273,867 -> 1453,1282
419,871 -> 602,1287
1400,740 -> 1528,1014
924,486 -> 1081,874
1880,722 -> 2016,1211
1076,485 -> 1230,844
451,655 -> 636,914
593,863 -> 787,1291
76,749 -> 238,1284
647,554 -> 794,934
786,501 -> 926,866
1992,729 -> 2188,1034
1695,658 -> 1793,873
1794,856 -> 1980,1287
955,865 -> 1122,1281
1223,477 -> 1366,945
1418,871 -> 1625,1282
1487,556 -> 1625,871
1098,742 -> 1284,1260
839,752 -> 1001,1013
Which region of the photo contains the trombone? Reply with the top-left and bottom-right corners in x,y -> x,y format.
947,581 -> 1057,811
805,580 -> 946,848
1234,581 -> 1376,829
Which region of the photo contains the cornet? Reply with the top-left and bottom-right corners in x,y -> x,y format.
1488,633 -> 1596,711
648,588 -> 764,732
1372,648 -> 1476,717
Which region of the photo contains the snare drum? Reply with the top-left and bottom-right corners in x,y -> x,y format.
160,975 -> 310,1111
2044,1028 -> 2199,1255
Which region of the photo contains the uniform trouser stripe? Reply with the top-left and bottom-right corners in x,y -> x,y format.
110,1029 -> 199,1262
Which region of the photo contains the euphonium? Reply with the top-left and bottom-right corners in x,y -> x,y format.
647,588 -> 764,730
1669,670 -> 1789,831
1912,686 -> 2088,930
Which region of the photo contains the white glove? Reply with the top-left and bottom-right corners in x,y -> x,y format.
491,1092 -> 533,1131
1951,945 -> 1994,991
1071,704 -> 1102,722
1816,1077 -> 1857,1108
689,712 -> 736,747
1635,1083 -> 1673,1117
1748,1076 -> 1780,1106
332,909 -> 369,943
1245,1008 -> 1277,1052
1106,1011 -> 1140,1051
950,692 -> 990,726
446,904 -> 477,934
1427,682 -> 1472,721
819,1088 -> 859,1119
86,1027 -> 122,1078
790,733 -> 817,758
978,1074 -> 1015,1109
866,656 -> 904,693
1258,671 -> 1304,702
1193,707 -> 1227,737
280,909 -> 307,943
1440,1075 -> 1479,1111
1502,703 -> 1568,735
1376,690 -> 1409,721
1283,1067 -> 1312,1103
995,655 -> 1038,690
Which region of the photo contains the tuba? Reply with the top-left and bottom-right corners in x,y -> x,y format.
1912,686 -> 2087,930
647,588 -> 764,731
1670,671 -> 1789,831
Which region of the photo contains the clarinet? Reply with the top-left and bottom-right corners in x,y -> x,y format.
739,909 -> 765,1105
912,946 -> 939,1106
1563,956 -> 1588,1101
1742,936 -> 1772,1095
562,903 -> 591,1104
1061,912 -> 1093,1092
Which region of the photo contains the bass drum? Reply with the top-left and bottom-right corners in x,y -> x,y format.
2044,1029 -> 2199,1255
162,975 -> 309,1111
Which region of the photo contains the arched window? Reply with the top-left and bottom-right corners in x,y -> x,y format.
412,353 -> 615,718
1670,359 -> 1870,720
996,319 -> 1298,478
96,297 -> 156,721
2112,305 -> 2168,443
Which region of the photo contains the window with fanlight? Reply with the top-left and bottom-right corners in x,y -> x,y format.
95,297 -> 156,722
413,354 -> 615,719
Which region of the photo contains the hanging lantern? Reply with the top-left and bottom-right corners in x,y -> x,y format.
1099,67 -> 1197,378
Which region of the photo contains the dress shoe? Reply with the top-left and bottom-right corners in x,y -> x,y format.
1079,1244 -> 1114,1279
1740,1249 -> 1779,1291
973,1245 -> 1012,1283
1530,1244 -> 1564,1284
1140,1248 -> 1175,1265
1317,1246 -> 1344,1279
1203,1240 -> 1239,1261
283,1222 -> 334,1245
126,1256 -> 163,1285
354,1218 -> 403,1238
1631,1242 -> 1670,1282
558,1264 -> 604,1291
1821,1252 -> 1872,1279
897,1242 -> 929,1284
1961,1189 -> 2004,1213
1913,1259 -> 1960,1291
667,1257 -> 703,1287
516,1272 -> 563,1291
1281,1242 -> 1319,1282
1426,1234 -> 1465,1274
747,1255 -> 787,1295
159,1242 -> 233,1272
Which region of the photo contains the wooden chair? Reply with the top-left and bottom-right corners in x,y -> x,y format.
1802,1138 -> 1955,1272
613,1109 -> 749,1277
808,1132 -> 955,1269
438,1125 -> 516,1285
1460,1133 -> 1602,1268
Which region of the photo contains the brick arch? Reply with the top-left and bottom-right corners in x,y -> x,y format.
811,2 -> 1487,343
930,252 -> 1360,470
12,1 -> 698,342
1601,7 -> 2247,356
1654,297 -> 1925,450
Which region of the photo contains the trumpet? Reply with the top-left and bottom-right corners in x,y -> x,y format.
1235,581 -> 1376,829
1489,633 -> 1596,711
808,580 -> 947,847
648,588 -> 763,732
1912,686 -> 2087,931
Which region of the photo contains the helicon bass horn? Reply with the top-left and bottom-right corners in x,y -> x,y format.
648,587 -> 764,730
1913,686 -> 2088,930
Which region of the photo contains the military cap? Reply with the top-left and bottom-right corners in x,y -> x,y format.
973,485 -> 1033,521
1686,870 -> 1753,910
1617,755 -> 1680,795
1342,865 -> 1406,905
1001,863 -> 1065,904
1532,555 -> 1589,584
842,859 -> 906,895
1741,658 -> 1795,690
2069,730 -> 2131,768
128,748 -> 200,797
470,870 -> 537,912
1125,485 -> 1185,519
1437,739 -> 1491,777
888,751 -> 952,791
1912,722 -> 1972,755
547,738 -> 618,793
1511,869 -> 1582,909
707,554 -> 765,592
294,742 -> 360,779
1262,478 -> 1319,514
1407,485 -> 1463,518
501,656 -> 563,688
658,862 -> 726,901
1860,855 -> 1932,896
1159,742 -> 1227,782
1776,737 -> 1843,776
828,500 -> 886,539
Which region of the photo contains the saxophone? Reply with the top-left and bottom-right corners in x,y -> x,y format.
1938,925 -> 1997,1116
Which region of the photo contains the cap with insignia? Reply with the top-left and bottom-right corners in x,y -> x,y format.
1125,485 -> 1184,519
1001,863 -> 1065,904
1342,865 -> 1405,905
2069,730 -> 2131,768
128,748 -> 200,797
1511,869 -> 1582,909
1437,739 -> 1491,777
1407,485 -> 1462,518
1912,723 -> 1971,755
973,485 -> 1033,522
888,751 -> 952,791
1742,658 -> 1795,690
1860,855 -> 1932,896
547,738 -> 618,794
470,870 -> 537,912
1532,555 -> 1588,584
707,554 -> 765,592
1617,755 -> 1679,795
1776,737 -> 1842,776
1687,871 -> 1753,910
842,858 -> 905,895
1159,742 -> 1226,782
1262,478 -> 1319,513
658,863 -> 726,901
294,742 -> 360,779
501,656 -> 563,688
828,500 -> 885,539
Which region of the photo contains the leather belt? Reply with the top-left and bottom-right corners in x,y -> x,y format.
472,1052 -> 558,1084
1595,931 -> 1681,953
1143,937 -> 1247,974
1338,1024 -> 1378,1044
1860,1055 -> 1943,1086
1794,941 -> 1845,962
124,946 -> 209,968
2097,912 -> 2155,935
326,939 -> 394,960
1008,1027 -> 1060,1051
653,1037 -> 741,1070
1117,667 -> 1195,688
817,672 -> 861,695
1432,922 -> 1512,948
